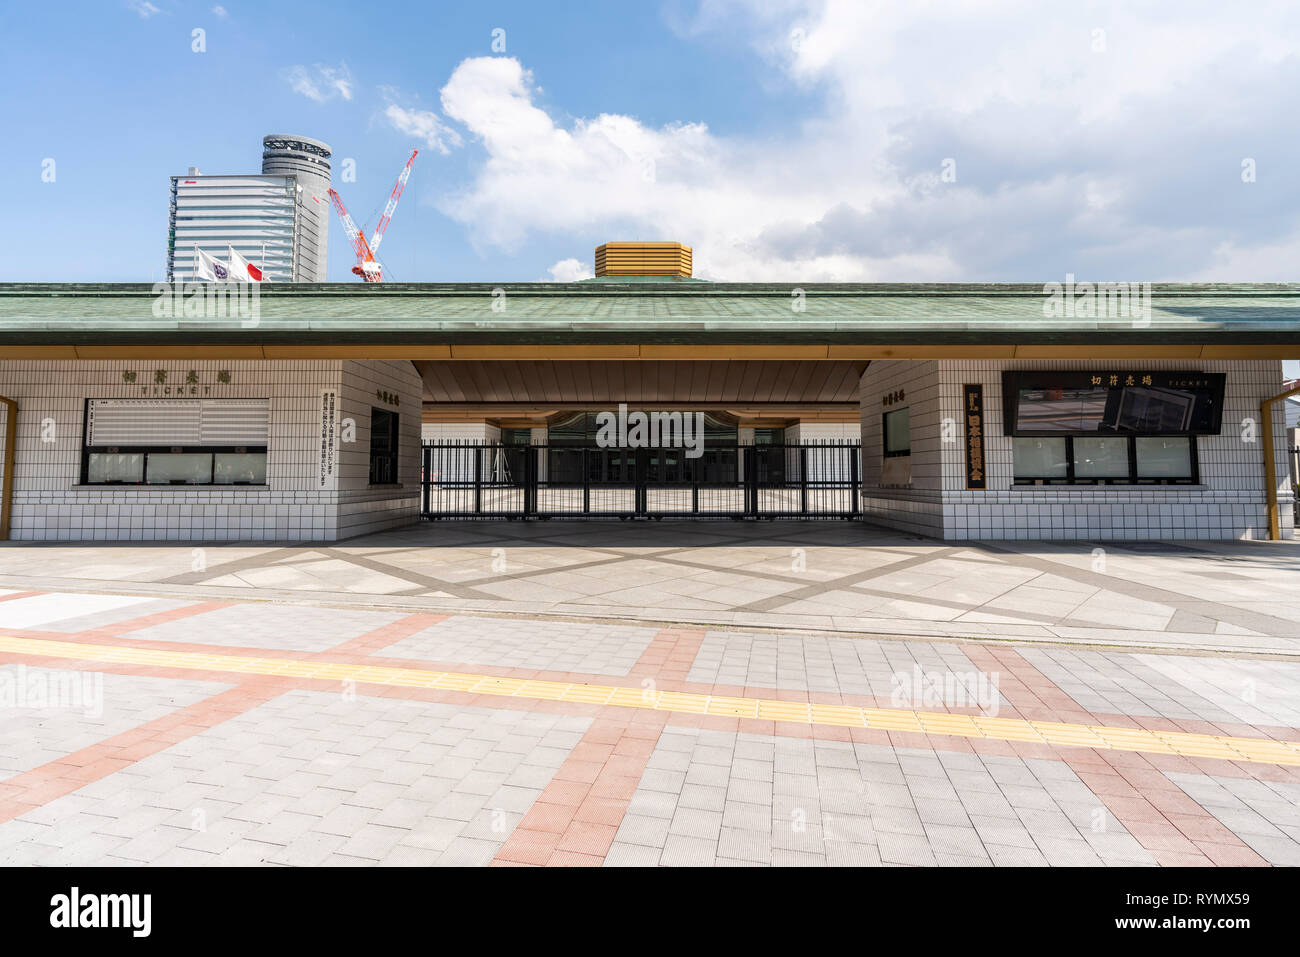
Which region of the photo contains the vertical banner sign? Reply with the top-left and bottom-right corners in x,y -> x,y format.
318,390 -> 338,490
963,384 -> 986,490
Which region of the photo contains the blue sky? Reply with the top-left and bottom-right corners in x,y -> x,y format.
2,0 -> 1299,297
0,0 -> 816,283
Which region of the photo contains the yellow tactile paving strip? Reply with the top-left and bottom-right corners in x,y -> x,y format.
4,634 -> 1299,767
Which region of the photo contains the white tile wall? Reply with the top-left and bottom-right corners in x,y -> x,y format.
783,421 -> 863,485
339,360 -> 422,539
859,359 -> 1295,541
785,422 -> 862,443
0,359 -> 422,542
420,422 -> 501,442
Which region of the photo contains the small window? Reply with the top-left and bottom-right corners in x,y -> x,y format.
883,408 -> 910,457
214,452 -> 268,485
146,452 -> 213,485
370,408 -> 400,484
81,398 -> 269,487
86,452 -> 144,484
1072,437 -> 1128,478
1013,437 -> 1067,479
1136,437 -> 1192,479
1013,435 -> 1197,485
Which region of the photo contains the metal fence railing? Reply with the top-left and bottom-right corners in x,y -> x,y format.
1291,445 -> 1299,523
420,440 -> 862,520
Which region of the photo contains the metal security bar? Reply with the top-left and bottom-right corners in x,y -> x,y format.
421,440 -> 861,520
1292,445 -> 1300,525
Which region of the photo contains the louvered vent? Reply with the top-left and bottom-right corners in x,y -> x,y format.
594,242 -> 692,278
86,399 -> 269,446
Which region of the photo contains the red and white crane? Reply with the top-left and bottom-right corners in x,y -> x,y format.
328,148 -> 418,282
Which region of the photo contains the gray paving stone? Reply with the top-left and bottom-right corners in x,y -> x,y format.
381,844 -> 445,866
718,827 -> 772,863
403,817 -> 467,852
1015,807 -> 1082,840
660,834 -> 717,867
615,813 -> 673,848
645,749 -> 692,772
436,837 -> 499,867
822,813 -> 875,844
970,814 -> 1039,850
858,760 -> 907,786
626,789 -> 679,819
334,823 -> 409,861
722,801 -> 770,831
773,849 -> 826,867
878,830 -> 938,866
865,781 -> 914,808
639,768 -> 687,793
678,783 -> 727,812
914,797 -> 971,827
9,575 -> 1291,869
924,823 -> 987,858
315,803 -> 379,836
731,758 -> 775,783
869,805 -> 926,836
669,807 -> 724,841
384,615 -> 659,677
1033,835 -> 1106,867
684,762 -> 732,788
604,842 -> 662,867
986,843 -> 1050,866
822,840 -> 881,866
726,778 -> 774,806
266,831 -> 349,867
1233,834 -> 1300,867
1083,831 -> 1156,865
106,825 -> 193,862
0,688 -> 586,869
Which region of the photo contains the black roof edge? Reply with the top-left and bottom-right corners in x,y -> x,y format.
2,282 -> 1300,298
4,330 -> 1298,346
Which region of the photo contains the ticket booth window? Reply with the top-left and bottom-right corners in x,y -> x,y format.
369,408 -> 400,485
883,408 -> 911,457
81,398 -> 268,486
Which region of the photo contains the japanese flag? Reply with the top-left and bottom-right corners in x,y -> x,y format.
227,246 -> 263,282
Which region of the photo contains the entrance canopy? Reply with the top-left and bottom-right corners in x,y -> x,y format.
416,358 -> 866,423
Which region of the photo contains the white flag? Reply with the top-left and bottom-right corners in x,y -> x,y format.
195,247 -> 229,282
227,246 -> 263,282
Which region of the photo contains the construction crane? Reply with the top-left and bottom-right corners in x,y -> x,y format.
328,149 -> 418,282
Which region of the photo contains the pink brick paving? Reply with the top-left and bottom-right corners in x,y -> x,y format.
1,593 -> 1297,866
491,628 -> 702,866
0,600 -> 450,829
0,678 -> 292,826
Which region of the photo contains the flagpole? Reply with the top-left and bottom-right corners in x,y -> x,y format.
193,244 -> 198,282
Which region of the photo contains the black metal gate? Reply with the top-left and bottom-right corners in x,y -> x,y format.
420,441 -> 861,520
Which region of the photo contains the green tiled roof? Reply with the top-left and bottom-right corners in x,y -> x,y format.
0,282 -> 1298,345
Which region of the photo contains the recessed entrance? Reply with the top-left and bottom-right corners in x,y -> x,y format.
420,440 -> 861,520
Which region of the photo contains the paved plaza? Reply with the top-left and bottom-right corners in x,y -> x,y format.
1,522 -> 1299,656
0,522 -> 1299,867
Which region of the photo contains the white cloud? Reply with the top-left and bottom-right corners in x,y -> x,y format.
212,5 -> 228,19
285,63 -> 354,103
435,55 -> 946,279
1192,230 -> 1300,282
128,0 -> 161,18
383,103 -> 462,155
546,258 -> 593,282
430,2 -> 1300,280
